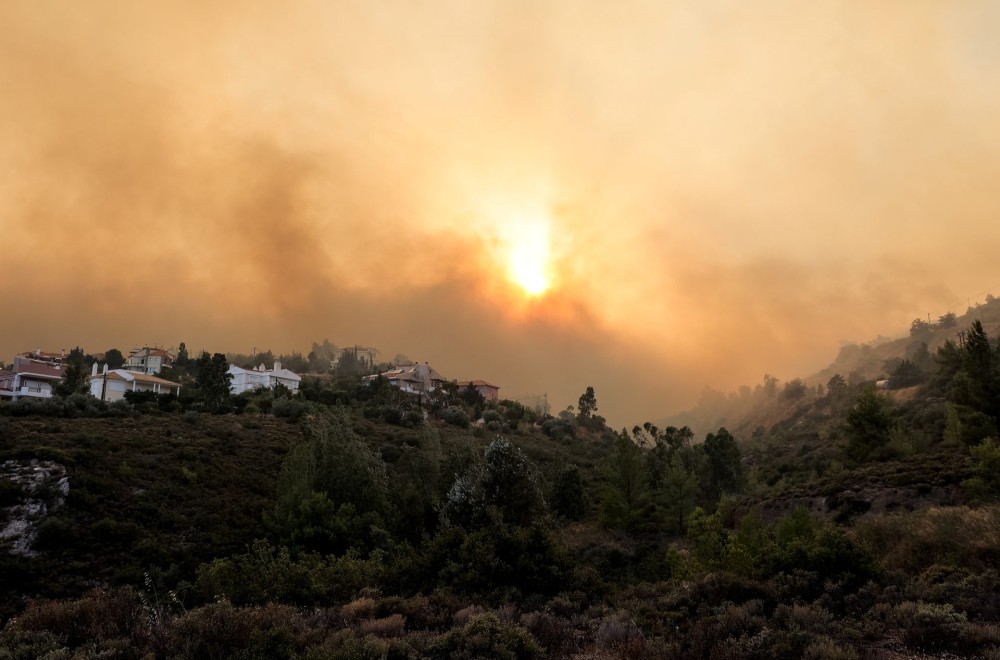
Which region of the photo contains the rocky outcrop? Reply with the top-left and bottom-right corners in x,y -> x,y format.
0,459 -> 69,556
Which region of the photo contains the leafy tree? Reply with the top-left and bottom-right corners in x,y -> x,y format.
958,321 -> 999,421
600,430 -> 647,530
278,351 -> 309,374
103,348 -> 125,370
551,465 -> 587,521
459,383 -> 485,408
268,409 -> 390,553
442,436 -> 547,530
781,378 -> 807,400
577,386 -> 597,421
826,373 -> 848,398
54,347 -> 89,397
175,342 -> 189,367
195,352 -> 232,412
659,455 -> 700,533
909,341 -> 933,372
931,340 -> 965,395
686,507 -> 725,569
910,318 -> 931,337
442,405 -> 470,428
702,427 -> 744,503
760,374 -> 779,398
844,388 -> 893,462
937,311 -> 958,328
963,438 -> 1000,499
307,339 -> 337,373
889,359 -> 924,388
332,347 -> 368,385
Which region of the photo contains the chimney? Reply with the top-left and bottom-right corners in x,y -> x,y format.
273,360 -> 282,372
103,364 -> 109,374
91,363 -> 98,377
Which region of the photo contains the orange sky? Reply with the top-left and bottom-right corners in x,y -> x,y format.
2,1 -> 1000,427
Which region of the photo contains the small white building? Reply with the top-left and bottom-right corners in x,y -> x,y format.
88,365 -> 182,401
228,361 -> 301,395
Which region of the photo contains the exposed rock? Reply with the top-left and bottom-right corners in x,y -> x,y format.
0,459 -> 69,556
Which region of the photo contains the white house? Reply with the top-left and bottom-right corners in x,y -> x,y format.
228,361 -> 301,395
88,365 -> 181,402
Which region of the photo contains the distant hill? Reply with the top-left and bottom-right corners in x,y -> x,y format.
657,295 -> 1000,440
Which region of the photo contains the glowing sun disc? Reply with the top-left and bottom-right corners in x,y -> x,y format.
507,224 -> 551,296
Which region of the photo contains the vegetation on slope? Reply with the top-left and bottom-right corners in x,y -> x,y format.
2,315 -> 1000,656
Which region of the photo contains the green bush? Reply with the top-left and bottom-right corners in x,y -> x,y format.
442,406 -> 470,428
430,613 -> 543,659
894,601 -> 967,653
194,540 -> 381,606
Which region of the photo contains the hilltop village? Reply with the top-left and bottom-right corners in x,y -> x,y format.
0,343 -> 521,421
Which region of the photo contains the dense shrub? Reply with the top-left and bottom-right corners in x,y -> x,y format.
194,540 -> 381,606
442,406 -> 470,428
430,613 -> 543,659
855,506 -> 1000,573
272,398 -> 311,421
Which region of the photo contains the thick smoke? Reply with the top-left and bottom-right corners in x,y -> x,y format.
2,1 -> 999,425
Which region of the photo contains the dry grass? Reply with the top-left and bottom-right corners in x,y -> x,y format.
355,613 -> 406,638
452,604 -> 484,627
854,505 -> 1000,572
341,597 -> 377,621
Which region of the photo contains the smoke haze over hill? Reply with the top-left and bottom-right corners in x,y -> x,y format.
3,1 -> 1000,425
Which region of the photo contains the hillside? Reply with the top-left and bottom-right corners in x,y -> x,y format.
2,321 -> 1000,658
660,295 -> 1000,440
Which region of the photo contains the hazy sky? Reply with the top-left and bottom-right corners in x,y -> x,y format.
3,1 -> 1000,427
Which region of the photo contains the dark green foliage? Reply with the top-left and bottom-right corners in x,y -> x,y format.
844,388 -> 893,462
431,613 -> 543,659
442,436 -> 547,530
422,523 -> 570,599
194,539 -> 379,606
658,454 -> 700,532
551,465 -> 587,521
781,379 -> 807,400
888,358 -> 924,388
600,431 -> 647,531
826,373 -> 848,398
52,347 -> 88,397
272,397 -> 311,421
268,409 -> 390,554
442,405 -> 470,428
963,438 -> 1000,499
175,342 -> 189,367
540,416 -> 575,440
459,383 -> 485,408
8,333 -> 1000,658
195,352 -> 232,412
702,427 -> 743,502
307,339 -> 337,373
577,386 -> 597,421
103,348 -> 125,370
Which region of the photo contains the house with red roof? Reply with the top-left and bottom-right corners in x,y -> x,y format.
456,379 -> 500,403
0,356 -> 66,401
365,363 -> 448,395
125,347 -> 174,375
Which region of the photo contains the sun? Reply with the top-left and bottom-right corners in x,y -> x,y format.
506,222 -> 551,296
